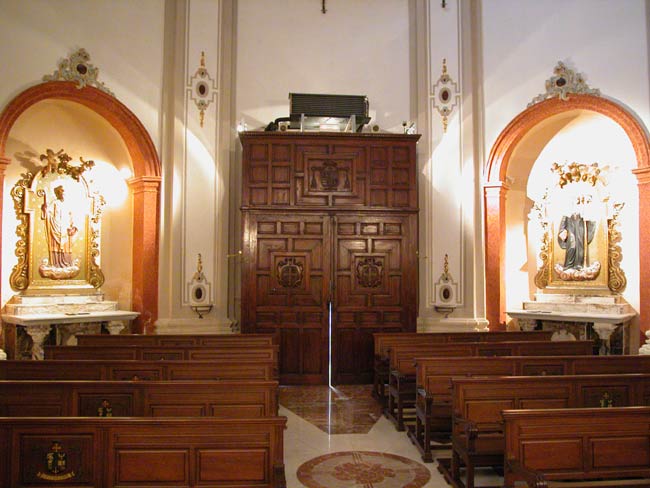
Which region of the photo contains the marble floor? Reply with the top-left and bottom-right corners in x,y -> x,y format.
280,384 -> 502,488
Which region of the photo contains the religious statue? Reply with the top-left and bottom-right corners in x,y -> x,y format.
533,161 -> 627,292
40,185 -> 79,272
554,195 -> 601,281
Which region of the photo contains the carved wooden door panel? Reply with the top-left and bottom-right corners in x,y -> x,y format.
242,213 -> 331,384
332,214 -> 417,384
240,132 -> 419,385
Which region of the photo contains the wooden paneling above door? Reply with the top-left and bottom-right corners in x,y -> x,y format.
240,132 -> 420,385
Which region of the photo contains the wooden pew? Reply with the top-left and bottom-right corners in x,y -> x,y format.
0,379 -> 279,417
503,407 -> 650,488
76,332 -> 276,347
385,340 -> 593,431
442,373 -> 650,488
0,358 -> 275,381
44,344 -> 279,365
411,354 -> 650,462
0,416 -> 287,487
373,330 -> 554,401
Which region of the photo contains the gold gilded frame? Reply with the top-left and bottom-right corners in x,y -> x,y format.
534,163 -> 627,294
9,149 -> 105,294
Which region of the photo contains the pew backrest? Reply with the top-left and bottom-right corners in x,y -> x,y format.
503,407 -> 650,486
44,344 -> 280,366
373,330 -> 554,359
0,359 -> 275,381
390,340 -> 593,376
416,354 -> 650,400
0,380 -> 279,417
0,416 -> 287,488
76,333 -> 276,347
452,373 -> 650,436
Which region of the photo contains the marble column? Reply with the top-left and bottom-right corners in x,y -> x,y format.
24,324 -> 52,360
592,322 -> 619,355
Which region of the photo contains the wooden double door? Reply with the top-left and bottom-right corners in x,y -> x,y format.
239,132 -> 419,384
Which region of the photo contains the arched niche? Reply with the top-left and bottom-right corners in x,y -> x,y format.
0,81 -> 161,333
484,94 -> 650,333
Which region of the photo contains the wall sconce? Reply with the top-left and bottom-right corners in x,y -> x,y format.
187,253 -> 213,318
433,254 -> 459,317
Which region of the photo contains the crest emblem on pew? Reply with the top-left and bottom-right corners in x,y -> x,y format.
599,392 -> 614,408
37,441 -> 76,481
97,399 -> 113,417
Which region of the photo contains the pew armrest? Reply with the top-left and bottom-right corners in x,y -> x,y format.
505,459 -> 548,488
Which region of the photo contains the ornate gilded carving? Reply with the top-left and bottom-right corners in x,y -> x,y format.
356,257 -> 384,288
608,202 -> 627,293
277,257 -> 303,288
37,441 -> 75,481
10,149 -> 105,292
550,161 -> 606,189
43,48 -> 114,96
9,172 -> 33,291
529,61 -> 600,107
533,192 -> 550,289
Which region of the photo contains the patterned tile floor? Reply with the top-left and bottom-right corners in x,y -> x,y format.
280,385 -> 502,488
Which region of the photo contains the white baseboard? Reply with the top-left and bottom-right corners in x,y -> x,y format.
417,316 -> 490,332
153,317 -> 235,335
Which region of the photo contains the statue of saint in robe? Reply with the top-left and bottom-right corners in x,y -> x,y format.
41,185 -> 78,271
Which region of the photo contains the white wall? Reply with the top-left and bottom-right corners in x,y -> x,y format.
0,0 -> 166,152
482,0 -> 650,154
235,0 -> 413,132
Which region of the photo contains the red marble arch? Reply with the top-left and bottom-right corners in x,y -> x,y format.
484,94 -> 650,332
0,81 -> 161,333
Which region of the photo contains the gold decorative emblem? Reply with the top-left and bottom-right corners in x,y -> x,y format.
9,149 -> 105,293
310,161 -> 351,191
356,257 -> 384,288
277,257 -> 303,288
97,399 -> 113,417
37,441 -> 76,481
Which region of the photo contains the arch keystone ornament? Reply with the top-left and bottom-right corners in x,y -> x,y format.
528,61 -> 600,106
43,48 -> 114,96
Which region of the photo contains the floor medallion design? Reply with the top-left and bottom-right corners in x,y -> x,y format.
297,451 -> 431,488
